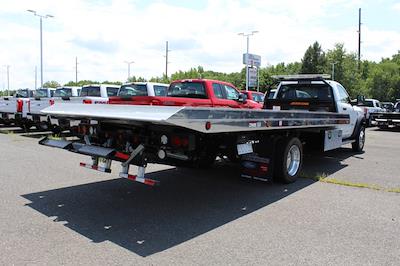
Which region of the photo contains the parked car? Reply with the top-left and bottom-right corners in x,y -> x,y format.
0,89 -> 35,126
381,102 -> 395,112
357,98 -> 383,126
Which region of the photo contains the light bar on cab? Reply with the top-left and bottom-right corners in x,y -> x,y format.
272,74 -> 331,81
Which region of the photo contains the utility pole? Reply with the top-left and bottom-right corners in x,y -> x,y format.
358,8 -> 361,70
165,41 -> 171,79
75,56 -> 78,84
35,66 -> 37,89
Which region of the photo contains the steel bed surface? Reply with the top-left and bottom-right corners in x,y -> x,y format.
41,104 -> 349,134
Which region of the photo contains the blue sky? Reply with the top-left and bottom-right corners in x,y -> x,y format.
1,0 -> 399,89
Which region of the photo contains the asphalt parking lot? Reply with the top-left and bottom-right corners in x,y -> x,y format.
0,127 -> 399,265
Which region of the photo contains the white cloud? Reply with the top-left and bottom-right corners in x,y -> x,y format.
0,0 -> 397,89
394,3 -> 400,11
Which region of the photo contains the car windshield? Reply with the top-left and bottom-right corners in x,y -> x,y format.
277,84 -> 333,101
15,89 -> 30,98
36,89 -> 49,98
361,100 -> 374,107
167,82 -> 207,98
81,86 -> 101,97
118,84 -> 148,96
252,93 -> 265,103
54,88 -> 72,97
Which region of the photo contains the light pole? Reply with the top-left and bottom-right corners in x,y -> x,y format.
331,62 -> 337,81
4,65 -> 10,96
238,30 -> 258,91
27,10 -> 53,89
124,60 -> 134,81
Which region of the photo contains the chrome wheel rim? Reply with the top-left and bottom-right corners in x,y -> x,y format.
286,145 -> 301,176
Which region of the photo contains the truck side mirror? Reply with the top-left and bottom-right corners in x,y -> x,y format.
356,95 -> 365,105
238,93 -> 247,103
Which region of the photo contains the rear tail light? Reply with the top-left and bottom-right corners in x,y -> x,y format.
16,99 -> 23,112
150,99 -> 162,105
171,136 -> 189,148
83,99 -> 92,104
49,99 -> 55,105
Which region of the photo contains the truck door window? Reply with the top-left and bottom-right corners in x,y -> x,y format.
252,93 -> 265,103
107,87 -> 119,96
54,88 -> 72,97
212,83 -> 224,99
154,85 -> 168,96
337,85 -> 350,104
81,86 -> 101,97
223,85 -> 239,100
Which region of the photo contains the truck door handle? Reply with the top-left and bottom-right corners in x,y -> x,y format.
342,107 -> 347,111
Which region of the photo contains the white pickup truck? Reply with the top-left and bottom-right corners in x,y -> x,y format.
32,84 -> 120,132
357,98 -> 383,126
41,75 -> 366,186
0,89 -> 35,126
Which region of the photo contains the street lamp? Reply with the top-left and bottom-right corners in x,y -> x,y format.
124,60 -> 135,81
27,9 -> 53,89
238,30 -> 258,91
3,65 -> 10,96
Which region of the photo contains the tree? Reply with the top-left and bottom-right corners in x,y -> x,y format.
64,80 -> 99,86
43,80 -> 61,88
127,76 -> 147,83
300,41 -> 327,74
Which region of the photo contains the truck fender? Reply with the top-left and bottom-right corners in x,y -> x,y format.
350,115 -> 366,140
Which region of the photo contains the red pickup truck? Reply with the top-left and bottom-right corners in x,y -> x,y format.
109,79 -> 263,109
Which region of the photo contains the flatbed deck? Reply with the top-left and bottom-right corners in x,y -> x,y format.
42,104 -> 349,134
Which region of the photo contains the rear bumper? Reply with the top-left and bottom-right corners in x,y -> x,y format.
375,118 -> 400,126
1,112 -> 16,120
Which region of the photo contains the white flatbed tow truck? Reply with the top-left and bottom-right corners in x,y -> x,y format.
39,75 -> 366,185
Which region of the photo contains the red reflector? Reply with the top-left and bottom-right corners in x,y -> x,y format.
16,99 -> 23,112
115,152 -> 130,160
205,121 -> 211,130
172,136 -> 181,147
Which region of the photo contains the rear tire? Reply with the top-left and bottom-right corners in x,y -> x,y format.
274,137 -> 303,184
352,125 -> 365,152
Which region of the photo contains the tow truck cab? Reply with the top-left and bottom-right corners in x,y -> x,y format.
265,75 -> 364,139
